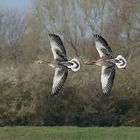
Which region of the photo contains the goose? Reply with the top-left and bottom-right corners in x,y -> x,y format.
84,34 -> 127,94
35,34 -> 80,95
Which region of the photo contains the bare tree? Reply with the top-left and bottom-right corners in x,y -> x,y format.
33,0 -> 93,58
103,0 -> 140,61
0,10 -> 27,64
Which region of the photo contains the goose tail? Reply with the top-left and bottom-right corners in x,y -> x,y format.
67,58 -> 80,72
115,55 -> 127,69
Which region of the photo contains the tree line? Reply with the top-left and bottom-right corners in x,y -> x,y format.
0,0 -> 140,126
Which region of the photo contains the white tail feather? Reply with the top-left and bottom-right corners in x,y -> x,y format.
67,58 -> 80,72
115,55 -> 127,69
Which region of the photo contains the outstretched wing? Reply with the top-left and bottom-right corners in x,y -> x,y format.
101,65 -> 115,94
49,34 -> 67,61
51,67 -> 68,95
94,34 -> 112,57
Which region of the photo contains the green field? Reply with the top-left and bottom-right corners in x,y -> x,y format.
0,126 -> 140,140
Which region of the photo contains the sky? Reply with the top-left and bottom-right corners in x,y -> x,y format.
0,0 -> 32,11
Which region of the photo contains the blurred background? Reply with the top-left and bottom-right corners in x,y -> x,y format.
0,0 -> 140,126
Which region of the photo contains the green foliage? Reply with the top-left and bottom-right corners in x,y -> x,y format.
0,126 -> 140,140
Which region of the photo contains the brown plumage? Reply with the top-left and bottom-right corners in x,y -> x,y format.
85,34 -> 126,94
35,34 -> 80,95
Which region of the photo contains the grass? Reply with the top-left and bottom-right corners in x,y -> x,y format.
0,126 -> 140,140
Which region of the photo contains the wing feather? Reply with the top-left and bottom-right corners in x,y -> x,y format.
49,34 -> 67,61
94,34 -> 112,57
51,67 -> 68,95
101,65 -> 115,94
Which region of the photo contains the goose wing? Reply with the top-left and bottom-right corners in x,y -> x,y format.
101,65 -> 115,94
49,34 -> 67,61
51,67 -> 68,95
94,34 -> 112,57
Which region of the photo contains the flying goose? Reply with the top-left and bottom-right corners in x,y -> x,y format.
85,34 -> 127,94
35,34 -> 80,95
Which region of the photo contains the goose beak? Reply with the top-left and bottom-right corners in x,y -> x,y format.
84,61 -> 95,65
84,60 -> 90,64
34,60 -> 44,64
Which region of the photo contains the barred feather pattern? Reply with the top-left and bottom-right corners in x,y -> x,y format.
101,65 -> 115,94
49,34 -> 67,61
94,34 -> 112,57
51,67 -> 68,95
